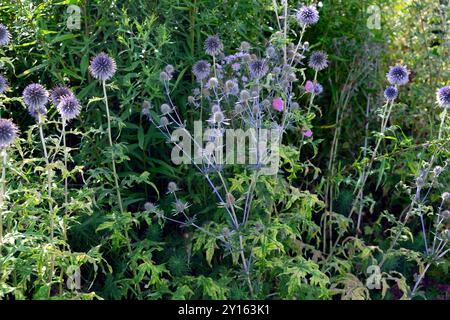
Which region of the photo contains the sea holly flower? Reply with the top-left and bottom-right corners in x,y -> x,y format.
309,51 -> 328,71
387,64 -> 409,86
436,86 -> 450,109
0,24 -> 11,46
296,5 -> 320,26
0,118 -> 18,148
89,53 -> 117,81
272,97 -> 284,112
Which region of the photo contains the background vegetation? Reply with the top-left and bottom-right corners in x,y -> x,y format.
0,0 -> 449,300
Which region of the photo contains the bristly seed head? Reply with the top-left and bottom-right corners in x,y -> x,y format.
89,53 -> 117,81
0,118 -> 18,148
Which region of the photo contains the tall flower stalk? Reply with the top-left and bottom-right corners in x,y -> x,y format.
22,83 -> 55,282
0,118 -> 17,254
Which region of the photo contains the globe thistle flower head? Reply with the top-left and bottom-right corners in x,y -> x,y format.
308,51 -> 328,71
50,85 -> 74,106
23,83 -> 49,111
89,53 -> 117,81
0,118 -> 18,148
57,95 -> 81,120
314,83 -> 324,95
0,24 -> 11,46
436,86 -> 450,109
192,60 -> 211,81
0,75 -> 8,94
384,86 -> 398,101
296,5 -> 320,26
387,65 -> 409,86
204,35 -> 223,56
248,59 -> 268,79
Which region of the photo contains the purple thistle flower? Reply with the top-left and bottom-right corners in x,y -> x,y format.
0,118 -> 18,148
0,24 -> 11,46
89,53 -> 117,81
22,83 -> 49,112
296,5 -> 320,26
248,59 -> 268,79
57,95 -> 81,120
436,86 -> 450,109
309,51 -> 328,71
204,35 -> 223,56
384,86 -> 398,101
314,83 -> 324,95
192,60 -> 211,80
0,75 -> 8,94
50,85 -> 74,106
387,65 -> 409,86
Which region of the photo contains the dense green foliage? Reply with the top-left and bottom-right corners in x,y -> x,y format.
0,0 -> 449,300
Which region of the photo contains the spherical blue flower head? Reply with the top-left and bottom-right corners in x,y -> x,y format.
248,59 -> 268,79
436,86 -> 450,109
0,118 -> 18,148
0,24 -> 11,46
384,86 -> 398,101
296,5 -> 319,26
204,35 -> 223,56
89,53 -> 117,81
314,83 -> 324,95
0,75 -> 8,94
50,85 -> 74,106
192,60 -> 211,80
28,105 -> 48,119
309,51 -> 328,71
23,83 -> 49,111
387,65 -> 409,86
57,95 -> 81,120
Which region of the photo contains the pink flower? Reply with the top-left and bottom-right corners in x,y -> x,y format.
303,129 -> 313,138
305,80 -> 314,93
272,97 -> 284,112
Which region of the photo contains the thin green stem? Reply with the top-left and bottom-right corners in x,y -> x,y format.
0,149 -> 6,255
38,114 -> 54,285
